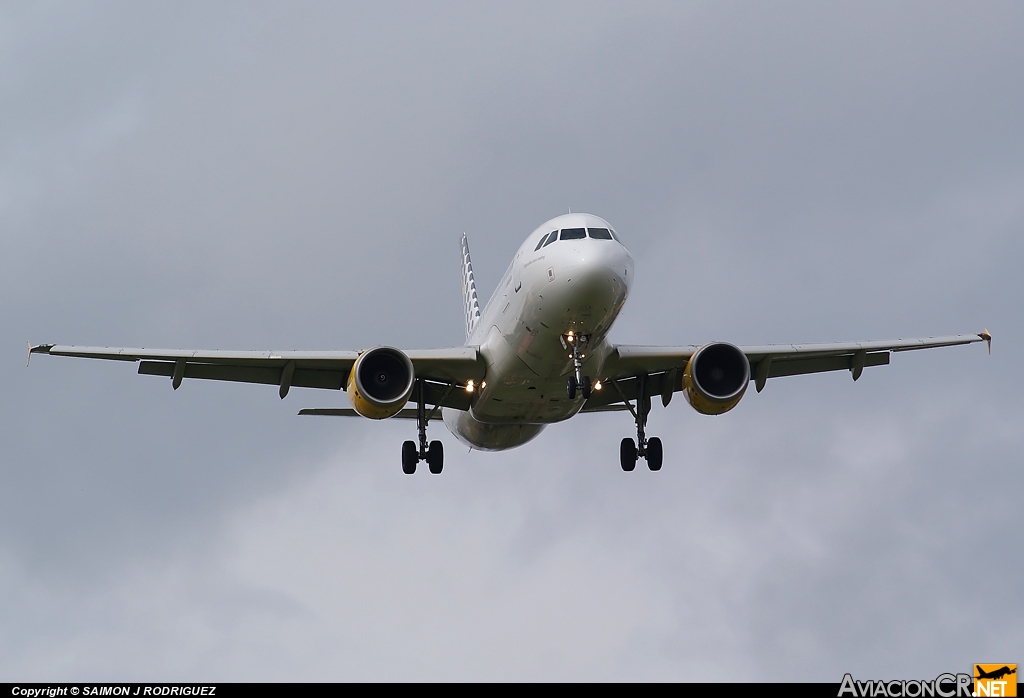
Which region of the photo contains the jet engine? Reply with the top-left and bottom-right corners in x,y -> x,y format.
347,346 -> 416,419
682,342 -> 750,415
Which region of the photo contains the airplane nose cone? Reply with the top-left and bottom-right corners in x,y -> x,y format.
568,241 -> 633,292
558,241 -> 633,327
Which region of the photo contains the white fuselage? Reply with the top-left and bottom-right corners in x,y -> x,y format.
443,213 -> 634,450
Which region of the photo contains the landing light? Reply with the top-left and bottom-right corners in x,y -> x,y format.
594,381 -> 602,391
465,380 -> 475,393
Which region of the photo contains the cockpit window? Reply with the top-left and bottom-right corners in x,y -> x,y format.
609,229 -> 621,242
587,227 -> 613,240
535,232 -> 552,251
542,230 -> 558,247
560,228 -> 586,240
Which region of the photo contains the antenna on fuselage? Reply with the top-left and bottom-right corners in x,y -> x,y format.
568,205 -> 572,214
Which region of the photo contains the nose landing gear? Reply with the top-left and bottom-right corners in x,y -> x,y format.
567,375 -> 592,401
564,331 -> 592,400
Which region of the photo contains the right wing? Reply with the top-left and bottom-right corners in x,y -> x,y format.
584,332 -> 990,409
28,344 -> 485,410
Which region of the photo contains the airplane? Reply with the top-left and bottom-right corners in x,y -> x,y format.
975,666 -> 1016,681
29,213 -> 991,475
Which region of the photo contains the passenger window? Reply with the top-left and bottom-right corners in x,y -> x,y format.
587,227 -> 613,240
542,230 -> 558,247
560,228 -> 586,240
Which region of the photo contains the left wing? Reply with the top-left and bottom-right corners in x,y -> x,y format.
28,344 -> 484,410
586,332 -> 990,409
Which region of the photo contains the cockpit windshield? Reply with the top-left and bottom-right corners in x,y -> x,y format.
535,226 -> 620,251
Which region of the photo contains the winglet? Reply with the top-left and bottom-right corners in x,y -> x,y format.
27,342 -> 54,367
979,329 -> 992,354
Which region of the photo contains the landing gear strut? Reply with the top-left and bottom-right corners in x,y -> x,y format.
614,374 -> 663,472
564,331 -> 592,400
402,379 -> 444,474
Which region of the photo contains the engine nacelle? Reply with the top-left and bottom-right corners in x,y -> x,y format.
347,346 -> 415,419
683,342 -> 750,415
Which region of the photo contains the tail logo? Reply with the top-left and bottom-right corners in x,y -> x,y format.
460,233 -> 481,341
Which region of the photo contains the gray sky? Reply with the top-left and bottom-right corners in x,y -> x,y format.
2,0 -> 1021,681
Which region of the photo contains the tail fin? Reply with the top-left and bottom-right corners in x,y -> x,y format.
460,233 -> 481,341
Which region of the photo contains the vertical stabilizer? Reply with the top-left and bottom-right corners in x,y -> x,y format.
460,233 -> 481,341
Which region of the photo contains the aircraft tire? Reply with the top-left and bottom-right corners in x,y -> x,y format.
567,375 -> 578,400
427,440 -> 444,474
402,440 -> 418,474
647,437 -> 663,471
620,438 -> 637,472
581,376 -> 592,400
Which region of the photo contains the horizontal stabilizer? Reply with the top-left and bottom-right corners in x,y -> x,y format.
579,403 -> 632,413
299,408 -> 421,419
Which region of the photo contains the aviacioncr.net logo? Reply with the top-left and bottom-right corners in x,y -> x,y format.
839,673 -> 973,697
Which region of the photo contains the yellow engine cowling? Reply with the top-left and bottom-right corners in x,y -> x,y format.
682,342 -> 750,415
347,346 -> 416,419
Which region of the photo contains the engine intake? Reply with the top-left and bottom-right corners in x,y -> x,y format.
683,342 -> 750,415
347,346 -> 415,419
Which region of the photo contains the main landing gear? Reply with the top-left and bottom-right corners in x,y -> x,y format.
616,374 -> 663,472
402,380 -> 444,475
564,331 -> 592,400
